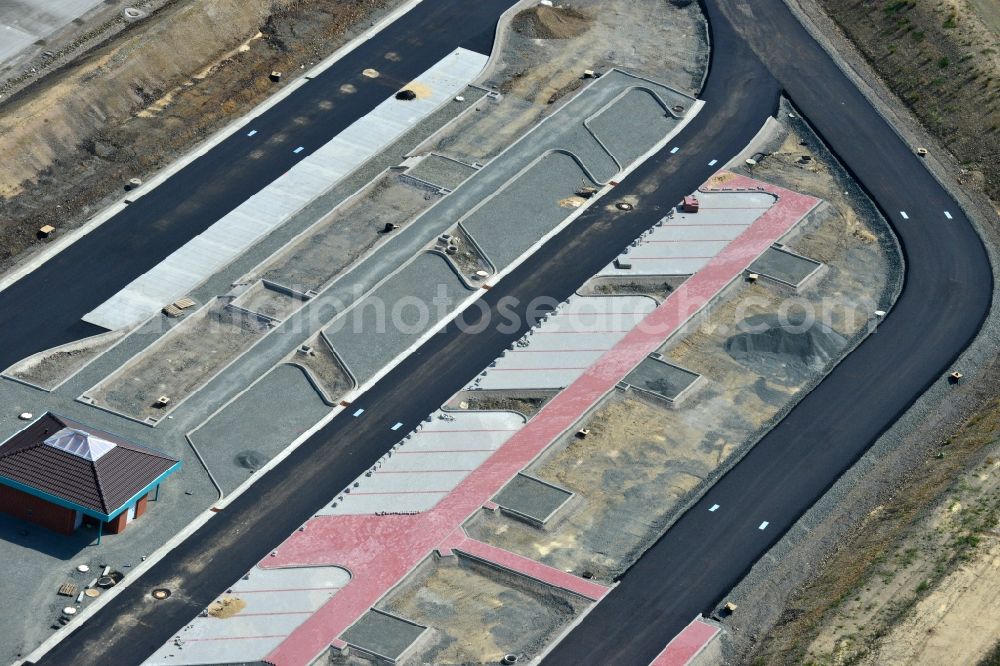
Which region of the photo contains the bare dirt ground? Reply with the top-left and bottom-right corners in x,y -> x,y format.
438,225 -> 493,282
377,554 -> 587,665
233,282 -> 303,321
255,173 -> 438,294
451,392 -> 556,420
421,0 -> 708,166
4,328 -> 126,389
0,0 -> 399,272
816,0 -> 1000,205
717,98 -> 1000,666
289,333 -> 354,404
87,301 -> 270,421
750,396 -> 1000,666
807,446 -> 1000,666
584,276 -> 687,302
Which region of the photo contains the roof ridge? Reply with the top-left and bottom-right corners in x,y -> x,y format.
89,455 -> 111,515
0,415 -> 63,459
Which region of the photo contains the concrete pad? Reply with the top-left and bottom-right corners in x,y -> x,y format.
748,245 -> 822,288
341,609 -> 427,662
461,150 -> 598,268
494,474 -> 573,525
623,356 -> 701,402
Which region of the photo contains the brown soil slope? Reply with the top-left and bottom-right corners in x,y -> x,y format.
818,0 -> 1000,205
0,0 -> 394,270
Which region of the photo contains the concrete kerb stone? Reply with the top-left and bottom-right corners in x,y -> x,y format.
724,116 -> 783,169
67,138 -> 455,426
449,546 -> 594,601
480,0 -> 537,86
21,90 -> 706,666
185,431 -> 225,501
0,0 -> 429,298
61,92 -> 476,400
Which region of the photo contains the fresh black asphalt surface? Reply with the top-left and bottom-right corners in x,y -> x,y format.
543,0 -> 993,663
0,0 -> 512,370
25,0 -> 994,665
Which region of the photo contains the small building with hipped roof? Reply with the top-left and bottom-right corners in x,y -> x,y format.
0,413 -> 180,541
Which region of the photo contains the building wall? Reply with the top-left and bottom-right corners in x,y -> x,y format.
135,494 -> 149,518
105,511 -> 128,535
0,484 -> 78,535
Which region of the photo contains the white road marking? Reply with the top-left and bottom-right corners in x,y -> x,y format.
670,146 -> 680,154
944,211 -> 953,219
758,521 -> 769,530
900,211 -> 909,220
709,504 -> 720,512
708,159 -> 718,166
352,408 -> 365,417
391,422 -> 403,431
246,130 -> 258,137
293,146 -> 305,154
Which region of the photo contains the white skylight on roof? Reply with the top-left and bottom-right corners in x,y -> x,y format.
43,428 -> 116,462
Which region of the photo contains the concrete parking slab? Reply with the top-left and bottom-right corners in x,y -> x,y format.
468,295 -> 657,391
600,190 -> 777,278
0,1 -> 104,63
143,565 -> 350,666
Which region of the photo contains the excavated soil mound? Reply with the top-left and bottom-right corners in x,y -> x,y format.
725,313 -> 846,384
512,6 -> 592,39
208,596 -> 246,618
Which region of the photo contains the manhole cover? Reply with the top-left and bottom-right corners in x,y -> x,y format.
235,450 -> 264,471
151,588 -> 171,600
615,201 -> 634,211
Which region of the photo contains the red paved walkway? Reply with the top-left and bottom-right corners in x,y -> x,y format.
262,174 -> 819,666
648,617 -> 721,666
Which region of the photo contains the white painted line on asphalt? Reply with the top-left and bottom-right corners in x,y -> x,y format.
293,146 -> 305,154
353,408 -> 365,417
391,422 -> 403,431
758,521 -> 769,530
709,504 -> 720,512
247,130 -> 258,137
900,211 -> 909,220
944,211 -> 953,219
670,146 -> 680,154
708,159 -> 717,166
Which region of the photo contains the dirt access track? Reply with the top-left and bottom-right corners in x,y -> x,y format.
0,0 -> 400,272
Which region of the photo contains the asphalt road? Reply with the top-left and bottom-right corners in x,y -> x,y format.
0,0 -> 513,370
542,1 -> 993,664
29,10 -> 781,665
24,0 -> 994,664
